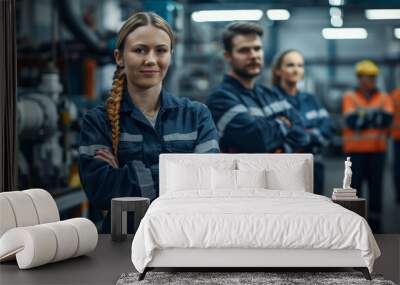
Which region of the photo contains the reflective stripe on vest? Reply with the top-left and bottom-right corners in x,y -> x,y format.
194,139 -> 219,153
343,133 -> 387,142
120,132 -> 143,142
217,104 -> 248,135
216,100 -> 291,136
163,131 -> 198,142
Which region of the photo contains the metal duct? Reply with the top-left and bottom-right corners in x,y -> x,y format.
58,0 -> 108,54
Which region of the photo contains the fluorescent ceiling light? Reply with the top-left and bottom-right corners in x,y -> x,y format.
365,9 -> 400,20
103,1 -> 122,31
322,28 -> 368,39
330,7 -> 342,17
191,10 -> 263,22
329,0 -> 344,6
395,28 -> 400,39
266,9 -> 290,21
330,16 -> 343,27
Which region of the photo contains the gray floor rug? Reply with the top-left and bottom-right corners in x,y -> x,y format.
116,271 -> 396,285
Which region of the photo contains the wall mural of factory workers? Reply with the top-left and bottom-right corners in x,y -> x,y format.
13,0 -> 400,233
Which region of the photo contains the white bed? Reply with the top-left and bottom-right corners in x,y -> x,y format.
131,154 -> 380,280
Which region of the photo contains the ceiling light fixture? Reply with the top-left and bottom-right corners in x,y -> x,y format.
365,9 -> 400,20
266,9 -> 290,21
322,28 -> 368,39
191,10 -> 263,22
329,0 -> 344,6
394,28 -> 400,39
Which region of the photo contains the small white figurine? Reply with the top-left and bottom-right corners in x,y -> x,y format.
342,157 -> 352,189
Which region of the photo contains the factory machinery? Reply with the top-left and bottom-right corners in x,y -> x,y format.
16,0 -> 119,220
17,69 -> 86,216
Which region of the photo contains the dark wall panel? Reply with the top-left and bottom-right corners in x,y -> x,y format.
0,0 -> 18,192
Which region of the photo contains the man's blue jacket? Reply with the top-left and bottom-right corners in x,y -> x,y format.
206,75 -> 310,153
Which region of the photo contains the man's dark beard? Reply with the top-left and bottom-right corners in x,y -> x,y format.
232,65 -> 260,80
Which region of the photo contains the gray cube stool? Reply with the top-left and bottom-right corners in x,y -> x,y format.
111,197 -> 150,242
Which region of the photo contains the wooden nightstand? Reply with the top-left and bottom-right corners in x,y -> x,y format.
332,198 -> 367,219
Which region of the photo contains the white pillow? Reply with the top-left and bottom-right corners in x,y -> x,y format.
238,158 -> 309,192
167,162 -> 212,191
212,168 -> 237,190
266,167 -> 307,192
211,169 -> 267,191
236,169 -> 267,189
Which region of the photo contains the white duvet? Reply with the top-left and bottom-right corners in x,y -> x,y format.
131,190 -> 380,273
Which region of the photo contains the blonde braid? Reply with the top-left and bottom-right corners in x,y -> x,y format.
106,66 -> 125,156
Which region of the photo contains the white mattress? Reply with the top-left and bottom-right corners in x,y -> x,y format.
131,190 -> 380,273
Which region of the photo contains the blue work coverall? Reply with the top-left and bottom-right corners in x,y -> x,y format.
206,75 -> 310,153
274,86 -> 334,195
79,89 -> 219,232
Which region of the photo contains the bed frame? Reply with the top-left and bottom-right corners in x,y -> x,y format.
139,248 -> 371,280
138,154 -> 372,281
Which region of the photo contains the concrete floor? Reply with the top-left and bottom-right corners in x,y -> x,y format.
323,157 -> 400,234
1,235 -> 398,284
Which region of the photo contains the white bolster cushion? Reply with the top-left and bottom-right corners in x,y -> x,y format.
42,221 -> 79,262
0,189 -> 60,238
0,196 -> 17,237
23,189 -> 60,224
0,225 -> 57,268
64,218 -> 98,257
0,191 -> 39,227
0,218 -> 98,269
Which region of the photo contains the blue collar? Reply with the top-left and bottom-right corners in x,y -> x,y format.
223,74 -> 259,92
274,85 -> 301,98
120,88 -> 181,113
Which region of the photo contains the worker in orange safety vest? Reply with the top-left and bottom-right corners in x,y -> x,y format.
391,87 -> 400,204
342,60 -> 394,233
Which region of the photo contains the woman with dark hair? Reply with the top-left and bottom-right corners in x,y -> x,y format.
78,12 -> 219,232
271,50 -> 334,195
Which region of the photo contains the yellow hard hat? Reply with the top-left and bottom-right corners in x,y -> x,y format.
355,60 -> 379,77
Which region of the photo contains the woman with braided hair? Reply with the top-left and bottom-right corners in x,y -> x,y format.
78,12 -> 219,233
271,50 -> 334,195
